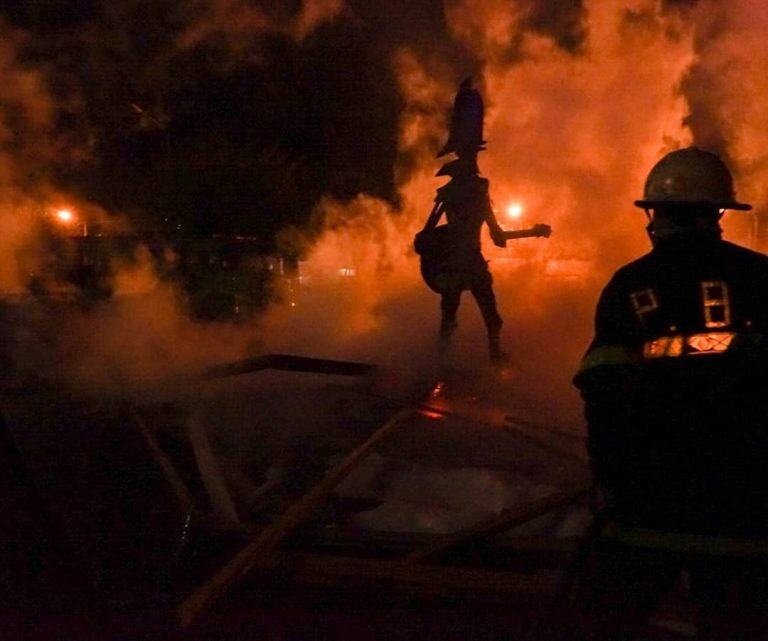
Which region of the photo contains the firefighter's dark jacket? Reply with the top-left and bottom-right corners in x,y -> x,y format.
575,231 -> 768,536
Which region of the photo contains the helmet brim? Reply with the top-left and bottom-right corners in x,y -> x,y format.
634,199 -> 752,211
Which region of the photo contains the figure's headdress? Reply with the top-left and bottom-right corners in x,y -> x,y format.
436,77 -> 486,159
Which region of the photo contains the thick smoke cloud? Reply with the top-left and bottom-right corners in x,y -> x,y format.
270,0 -> 768,426
2,0 -> 768,431
0,20 -> 90,292
675,0 -> 768,243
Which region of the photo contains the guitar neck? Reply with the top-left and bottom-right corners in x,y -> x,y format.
503,228 -> 539,240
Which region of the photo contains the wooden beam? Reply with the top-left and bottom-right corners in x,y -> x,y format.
204,354 -> 376,379
407,482 -> 592,563
333,383 -> 588,465
307,528 -> 579,556
502,420 -> 588,464
505,415 -> 586,442
188,412 -> 243,530
177,407 -> 414,628
256,552 -> 560,605
128,406 -> 195,513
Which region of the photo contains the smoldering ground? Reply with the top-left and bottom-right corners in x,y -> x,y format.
2,0 -> 768,533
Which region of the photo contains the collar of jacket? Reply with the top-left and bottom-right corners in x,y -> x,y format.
649,225 -> 723,250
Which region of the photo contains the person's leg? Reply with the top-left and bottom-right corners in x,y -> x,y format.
469,281 -> 503,362
439,291 -> 461,355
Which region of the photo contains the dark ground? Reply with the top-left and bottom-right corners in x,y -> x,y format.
0,375 -> 590,640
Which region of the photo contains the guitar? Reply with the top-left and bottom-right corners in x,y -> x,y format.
414,224 -> 552,294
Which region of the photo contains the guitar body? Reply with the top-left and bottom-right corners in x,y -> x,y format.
414,226 -> 483,294
414,222 -> 551,295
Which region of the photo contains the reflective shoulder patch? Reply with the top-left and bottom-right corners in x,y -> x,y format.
629,288 -> 658,327
642,331 -> 767,359
643,335 -> 685,358
701,280 -> 732,328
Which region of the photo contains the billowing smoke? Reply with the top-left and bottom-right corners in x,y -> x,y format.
677,0 -> 768,242
177,0 -> 346,52
255,0 -> 768,426
1,0 -> 768,430
0,20 -> 89,293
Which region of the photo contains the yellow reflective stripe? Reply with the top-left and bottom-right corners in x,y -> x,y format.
579,332 -> 768,375
643,332 -> 768,359
602,522 -> 768,557
686,332 -> 734,354
577,345 -> 637,374
643,335 -> 684,358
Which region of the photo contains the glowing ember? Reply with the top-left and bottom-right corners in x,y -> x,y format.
506,203 -> 523,220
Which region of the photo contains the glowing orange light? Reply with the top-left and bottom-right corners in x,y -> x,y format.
506,203 -> 523,220
644,335 -> 684,359
687,332 -> 735,354
419,409 -> 445,421
643,332 -> 735,358
56,209 -> 74,223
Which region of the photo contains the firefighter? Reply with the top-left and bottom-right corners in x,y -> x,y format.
415,79 -> 550,364
540,147 -> 768,640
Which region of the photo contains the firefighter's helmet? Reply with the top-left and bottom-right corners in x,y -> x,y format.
635,146 -> 751,211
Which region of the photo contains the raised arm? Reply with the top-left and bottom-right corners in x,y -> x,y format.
483,209 -> 552,245
483,205 -> 508,248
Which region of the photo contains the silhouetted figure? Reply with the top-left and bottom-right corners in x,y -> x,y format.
539,147 -> 768,640
415,78 -> 550,364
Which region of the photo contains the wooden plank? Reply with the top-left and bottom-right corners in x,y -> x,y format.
336,382 -> 588,465
128,406 -> 195,513
505,415 -> 586,442
188,412 -> 243,530
255,552 -> 560,604
502,420 -> 589,463
407,482 -> 592,563
205,354 -> 376,379
308,527 -> 580,556
177,406 -> 414,628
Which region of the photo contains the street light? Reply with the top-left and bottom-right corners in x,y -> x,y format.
53,207 -> 87,236
56,209 -> 74,223
506,203 -> 523,220
506,202 -> 524,230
